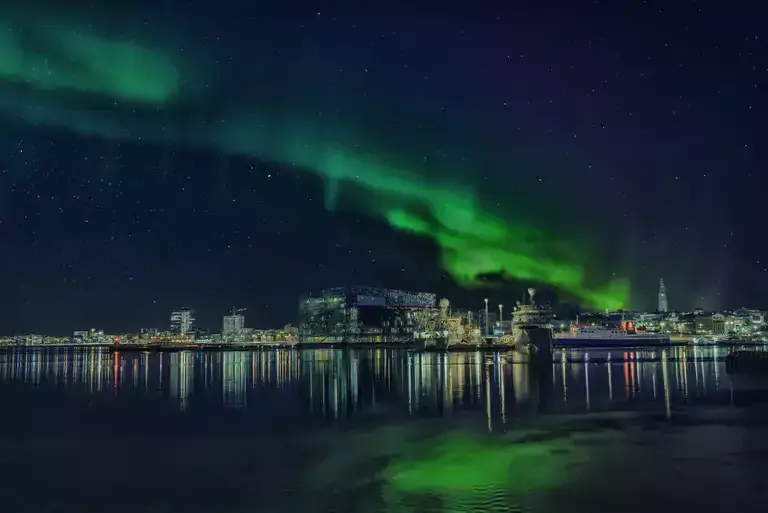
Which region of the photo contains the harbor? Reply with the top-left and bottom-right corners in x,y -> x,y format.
4,283 -> 767,353
2,287 -> 766,365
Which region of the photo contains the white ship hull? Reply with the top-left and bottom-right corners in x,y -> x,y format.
555,334 -> 670,347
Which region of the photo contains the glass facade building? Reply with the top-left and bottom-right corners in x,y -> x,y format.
298,286 -> 436,344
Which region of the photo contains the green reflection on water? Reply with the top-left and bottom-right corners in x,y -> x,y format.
388,432 -> 582,493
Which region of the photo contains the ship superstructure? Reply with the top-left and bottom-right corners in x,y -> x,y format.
555,324 -> 670,347
414,298 -> 483,348
498,288 -> 553,356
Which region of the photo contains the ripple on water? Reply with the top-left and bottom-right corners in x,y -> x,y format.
2,348 -> 768,513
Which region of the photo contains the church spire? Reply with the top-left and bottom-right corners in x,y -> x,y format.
658,278 -> 669,312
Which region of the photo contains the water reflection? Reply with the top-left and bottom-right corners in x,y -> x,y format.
0,345 -> 760,424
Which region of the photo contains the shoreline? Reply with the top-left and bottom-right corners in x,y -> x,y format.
0,340 -> 761,352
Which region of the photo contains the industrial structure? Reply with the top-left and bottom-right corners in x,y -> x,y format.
298,286 -> 436,343
413,298 -> 484,348
298,285 -> 555,351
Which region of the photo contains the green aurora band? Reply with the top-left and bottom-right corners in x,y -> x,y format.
0,15 -> 629,309
0,22 -> 179,104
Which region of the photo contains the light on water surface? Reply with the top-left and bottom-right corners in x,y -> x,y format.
386,431 -> 588,495
2,346 -> 768,513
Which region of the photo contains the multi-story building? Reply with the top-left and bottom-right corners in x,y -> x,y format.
723,308 -> 767,338
693,313 -> 727,336
170,308 -> 195,335
73,329 -> 106,343
298,286 -> 436,344
223,313 -> 245,337
73,330 -> 89,340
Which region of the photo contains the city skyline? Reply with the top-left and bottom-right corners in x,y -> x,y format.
1,1 -> 766,333
3,279 -> 767,337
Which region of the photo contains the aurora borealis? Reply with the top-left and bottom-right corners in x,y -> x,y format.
0,2 -> 630,314
0,23 -> 179,104
0,0 -> 762,331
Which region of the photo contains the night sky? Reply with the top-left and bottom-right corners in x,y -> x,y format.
0,0 -> 764,334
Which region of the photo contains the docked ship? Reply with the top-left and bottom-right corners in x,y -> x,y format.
503,288 -> 553,358
555,323 -> 670,347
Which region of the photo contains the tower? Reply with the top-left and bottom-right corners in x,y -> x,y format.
658,279 -> 669,313
171,307 -> 195,335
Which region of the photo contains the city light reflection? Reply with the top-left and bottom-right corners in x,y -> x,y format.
0,347 -> 746,421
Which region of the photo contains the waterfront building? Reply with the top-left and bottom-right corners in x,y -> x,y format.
170,308 -> 195,335
223,313 -> 245,337
693,313 -> 727,336
73,329 -> 106,343
635,312 -> 666,332
723,308 -> 767,338
22,334 -> 44,345
298,286 -> 436,344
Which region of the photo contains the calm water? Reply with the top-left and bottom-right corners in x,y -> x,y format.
1,346 -> 767,512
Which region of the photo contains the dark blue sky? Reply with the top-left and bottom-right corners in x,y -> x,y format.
0,0 -> 764,333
